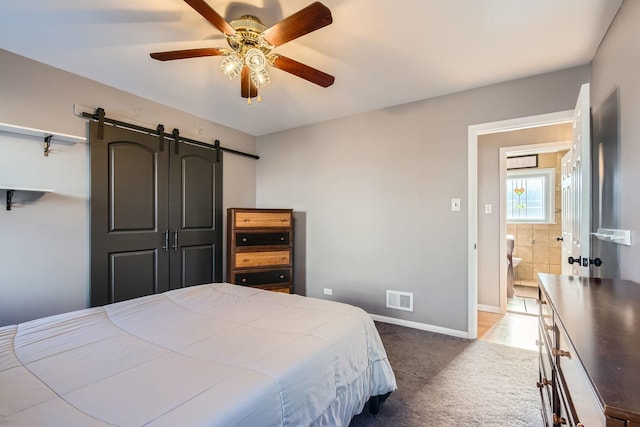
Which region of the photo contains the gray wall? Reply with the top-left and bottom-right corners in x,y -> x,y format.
256,66 -> 589,333
590,0 -> 640,282
6,2 -> 635,332
0,49 -> 256,326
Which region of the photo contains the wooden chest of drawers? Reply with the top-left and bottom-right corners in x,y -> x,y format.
227,208 -> 293,293
537,273 -> 640,427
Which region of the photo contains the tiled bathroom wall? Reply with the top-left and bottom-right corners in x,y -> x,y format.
506,150 -> 568,282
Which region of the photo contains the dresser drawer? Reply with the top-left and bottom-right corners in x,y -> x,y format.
254,284 -> 292,293
539,368 -> 554,427
538,287 -> 555,347
555,380 -> 576,427
234,250 -> 290,268
556,322 -> 606,426
235,211 -> 292,228
538,323 -> 554,404
234,269 -> 290,286
235,231 -> 290,247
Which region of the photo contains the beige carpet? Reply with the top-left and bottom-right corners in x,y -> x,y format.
350,322 -> 541,427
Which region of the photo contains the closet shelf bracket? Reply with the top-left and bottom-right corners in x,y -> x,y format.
6,190 -> 13,211
2,187 -> 54,211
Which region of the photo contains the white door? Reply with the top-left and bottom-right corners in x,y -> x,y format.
560,150 -> 573,275
562,83 -> 591,276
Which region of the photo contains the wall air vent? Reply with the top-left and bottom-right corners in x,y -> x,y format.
386,290 -> 413,312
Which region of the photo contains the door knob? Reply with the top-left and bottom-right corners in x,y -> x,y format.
589,258 -> 603,267
567,256 -> 581,265
556,236 -> 563,241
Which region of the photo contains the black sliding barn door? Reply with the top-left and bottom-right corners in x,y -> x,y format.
169,141 -> 222,289
90,122 -> 222,306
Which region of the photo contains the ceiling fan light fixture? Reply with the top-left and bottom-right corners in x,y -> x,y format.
150,2 -> 334,100
245,48 -> 267,71
251,68 -> 271,88
220,54 -> 243,79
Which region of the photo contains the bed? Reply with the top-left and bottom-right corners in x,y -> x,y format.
0,283 -> 396,426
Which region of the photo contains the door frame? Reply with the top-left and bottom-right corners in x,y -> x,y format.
499,140 -> 571,312
467,110 -> 573,339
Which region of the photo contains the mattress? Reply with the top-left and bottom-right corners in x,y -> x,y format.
0,283 -> 396,426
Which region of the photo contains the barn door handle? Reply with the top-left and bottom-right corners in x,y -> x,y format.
162,230 -> 169,252
172,229 -> 178,251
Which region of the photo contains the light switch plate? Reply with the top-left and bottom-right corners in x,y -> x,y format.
451,198 -> 461,211
485,204 -> 492,214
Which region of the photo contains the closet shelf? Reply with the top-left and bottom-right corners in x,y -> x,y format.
1,187 -> 54,211
0,123 -> 85,144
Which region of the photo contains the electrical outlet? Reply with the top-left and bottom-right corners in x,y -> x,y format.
485,204 -> 492,214
451,198 -> 461,212
323,288 -> 333,296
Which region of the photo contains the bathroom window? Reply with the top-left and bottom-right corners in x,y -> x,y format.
506,168 -> 555,223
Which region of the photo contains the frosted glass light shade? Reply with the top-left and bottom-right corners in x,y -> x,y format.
251,68 -> 270,88
245,48 -> 267,71
220,54 -> 243,80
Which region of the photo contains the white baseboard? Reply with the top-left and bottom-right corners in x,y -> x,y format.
369,314 -> 470,339
477,304 -> 501,314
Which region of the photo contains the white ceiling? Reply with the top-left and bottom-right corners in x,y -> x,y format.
0,0 -> 622,136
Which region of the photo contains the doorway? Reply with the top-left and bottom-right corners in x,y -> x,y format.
501,141 -> 571,315
467,110 -> 573,339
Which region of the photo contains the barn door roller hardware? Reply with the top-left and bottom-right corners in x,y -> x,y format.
82,108 -> 259,159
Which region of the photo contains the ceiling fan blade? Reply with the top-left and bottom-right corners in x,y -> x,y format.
183,0 -> 236,35
241,66 -> 258,99
262,2 -> 332,47
150,48 -> 226,61
271,55 -> 335,88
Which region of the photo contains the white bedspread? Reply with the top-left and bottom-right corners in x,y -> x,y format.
0,283 -> 396,426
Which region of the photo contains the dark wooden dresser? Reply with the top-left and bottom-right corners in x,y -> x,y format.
227,208 -> 293,293
537,273 -> 640,426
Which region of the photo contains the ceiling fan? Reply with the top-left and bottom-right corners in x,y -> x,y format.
150,0 -> 335,103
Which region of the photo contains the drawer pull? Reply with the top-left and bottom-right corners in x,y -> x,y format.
280,237 -> 285,241
279,274 -> 285,279
552,414 -> 567,425
552,348 -> 571,358
280,218 -> 286,222
241,278 -> 247,283
536,378 -> 552,388
243,218 -> 249,222
242,238 -> 248,242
